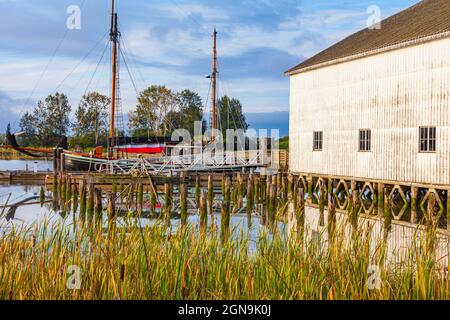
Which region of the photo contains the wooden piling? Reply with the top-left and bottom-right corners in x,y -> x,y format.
207,175 -> 213,215
318,180 -> 326,227
199,191 -> 207,234
164,179 -> 171,226
195,175 -> 200,209
150,184 -> 156,216
94,189 -> 103,222
40,186 -> 45,207
269,184 -> 276,229
221,177 -> 231,242
107,192 -> 116,222
328,193 -> 336,239
307,176 -> 313,204
411,186 -> 418,224
378,183 -> 385,217
349,180 -> 359,229
79,178 -> 87,219
383,188 -> 392,239
72,183 -> 79,214
137,183 -> 144,215
246,174 -> 253,226
87,178 -> 94,218
296,188 -> 305,241
178,172 -> 187,225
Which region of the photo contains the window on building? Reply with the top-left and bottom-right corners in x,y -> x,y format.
359,129 -> 371,152
419,127 -> 436,152
313,131 -> 323,151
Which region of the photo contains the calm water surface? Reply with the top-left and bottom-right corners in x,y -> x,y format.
0,159 -> 52,172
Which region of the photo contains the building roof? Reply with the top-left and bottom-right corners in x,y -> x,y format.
286,0 -> 450,75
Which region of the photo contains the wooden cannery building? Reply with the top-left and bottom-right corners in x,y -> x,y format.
285,0 -> 450,228
286,0 -> 450,186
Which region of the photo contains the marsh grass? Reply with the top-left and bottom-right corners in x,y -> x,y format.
0,214 -> 448,300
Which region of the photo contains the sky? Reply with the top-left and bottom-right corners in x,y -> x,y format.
0,0 -> 419,136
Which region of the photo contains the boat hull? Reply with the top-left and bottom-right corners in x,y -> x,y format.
63,153 -> 110,172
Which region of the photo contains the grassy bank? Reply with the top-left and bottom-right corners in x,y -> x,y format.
0,216 -> 447,300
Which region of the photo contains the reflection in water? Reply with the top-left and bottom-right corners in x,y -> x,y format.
0,159 -> 52,172
1,181 -> 448,271
288,207 -> 449,272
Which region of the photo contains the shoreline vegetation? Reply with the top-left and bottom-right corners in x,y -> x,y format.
0,216 -> 447,300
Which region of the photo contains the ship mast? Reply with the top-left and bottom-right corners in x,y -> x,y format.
211,29 -> 218,141
109,0 -> 119,158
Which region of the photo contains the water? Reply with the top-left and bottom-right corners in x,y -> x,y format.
0,159 -> 52,172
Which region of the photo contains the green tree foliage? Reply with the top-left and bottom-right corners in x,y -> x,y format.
71,92 -> 110,148
19,92 -> 71,147
217,96 -> 248,138
278,136 -> 289,150
163,90 -> 203,136
128,86 -> 204,137
128,85 -> 179,137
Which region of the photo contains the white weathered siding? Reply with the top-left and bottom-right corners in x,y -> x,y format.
289,36 -> 450,185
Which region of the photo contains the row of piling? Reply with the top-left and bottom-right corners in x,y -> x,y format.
46,170 -> 449,242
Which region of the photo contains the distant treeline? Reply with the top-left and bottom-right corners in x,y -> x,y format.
14,85 -> 248,149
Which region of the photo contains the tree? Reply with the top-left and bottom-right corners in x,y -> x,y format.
162,90 -> 204,136
128,85 -> 179,137
217,96 -> 248,138
19,92 -> 71,147
72,92 -> 110,147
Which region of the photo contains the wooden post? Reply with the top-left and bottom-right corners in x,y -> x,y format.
287,174 -> 294,202
383,188 -> 392,240
246,174 -> 253,226
195,175 -> 200,209
94,188 -> 103,222
221,176 -> 231,242
137,183 -> 144,215
253,175 -> 260,207
180,172 -> 188,226
378,183 -> 385,217
164,179 -> 171,226
150,183 -> 156,217
296,188 -> 305,241
79,178 -> 87,219
269,184 -> 276,229
72,182 -> 79,214
328,193 -> 336,240
350,180 -> 358,229
87,178 -> 95,218
207,175 -> 214,215
411,186 -> 418,224
40,186 -> 45,207
53,148 -> 58,173
318,180 -> 326,227
199,191 -> 207,234
307,176 -> 313,205
60,151 -> 66,173
107,192 -> 116,222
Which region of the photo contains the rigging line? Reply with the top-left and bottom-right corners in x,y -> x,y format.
13,0 -> 88,130
121,46 -> 177,133
119,46 -> 140,97
54,32 -> 109,93
120,35 -> 147,90
217,58 -> 246,131
82,41 -> 109,97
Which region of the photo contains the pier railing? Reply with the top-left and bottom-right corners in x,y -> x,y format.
293,172 -> 450,232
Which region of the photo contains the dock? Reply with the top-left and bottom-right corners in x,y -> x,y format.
0,171 -> 49,183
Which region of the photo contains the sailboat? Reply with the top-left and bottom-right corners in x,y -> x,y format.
62,0 -> 175,171
5,0 -> 268,173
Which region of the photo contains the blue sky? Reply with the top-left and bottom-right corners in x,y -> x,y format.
0,0 -> 418,136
